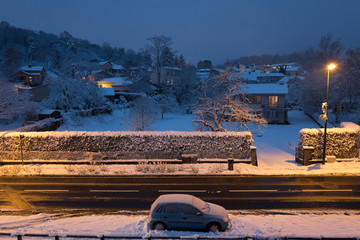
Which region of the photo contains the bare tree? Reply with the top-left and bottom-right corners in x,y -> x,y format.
301,33 -> 343,115
193,69 -> 267,132
126,96 -> 159,131
145,35 -> 174,85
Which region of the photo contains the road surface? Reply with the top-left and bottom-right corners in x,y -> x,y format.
1,175 -> 359,211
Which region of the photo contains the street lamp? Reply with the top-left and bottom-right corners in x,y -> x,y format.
322,63 -> 336,164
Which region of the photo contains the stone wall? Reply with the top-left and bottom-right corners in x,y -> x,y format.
295,122 -> 360,160
0,131 -> 253,160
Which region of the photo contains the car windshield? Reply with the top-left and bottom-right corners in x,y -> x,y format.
192,196 -> 209,213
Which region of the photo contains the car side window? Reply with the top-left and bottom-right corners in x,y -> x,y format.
164,204 -> 179,214
156,206 -> 163,213
181,204 -> 199,215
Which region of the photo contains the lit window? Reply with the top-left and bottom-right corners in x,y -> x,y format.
269,96 -> 278,107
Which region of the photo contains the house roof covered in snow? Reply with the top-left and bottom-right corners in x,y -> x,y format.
112,64 -> 125,70
241,71 -> 285,81
164,66 -> 181,71
19,66 -> 45,72
285,66 -> 300,72
98,77 -> 132,86
99,61 -> 111,65
19,71 -> 41,76
270,62 -> 297,67
245,83 -> 288,94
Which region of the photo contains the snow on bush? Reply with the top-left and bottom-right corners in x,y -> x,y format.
0,131 -> 253,160
296,122 -> 360,159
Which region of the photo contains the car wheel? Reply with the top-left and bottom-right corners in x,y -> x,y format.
153,222 -> 166,230
207,222 -> 221,232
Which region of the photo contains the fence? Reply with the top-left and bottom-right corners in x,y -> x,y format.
0,233 -> 358,240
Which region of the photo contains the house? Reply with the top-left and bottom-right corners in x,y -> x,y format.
112,64 -> 126,76
197,60 -> 213,69
97,77 -> 133,92
241,71 -> 285,84
269,62 -> 301,76
39,109 -> 62,120
196,68 -> 211,80
149,66 -> 182,86
129,66 -> 150,80
86,70 -> 113,82
284,66 -> 300,76
278,76 -> 305,107
245,83 -> 288,124
99,61 -> 113,73
17,65 -> 46,86
99,61 -> 126,76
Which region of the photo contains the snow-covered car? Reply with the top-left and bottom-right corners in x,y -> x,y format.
148,194 -> 231,232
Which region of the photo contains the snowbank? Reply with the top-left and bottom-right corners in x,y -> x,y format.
1,212 -> 360,239
0,131 -> 253,160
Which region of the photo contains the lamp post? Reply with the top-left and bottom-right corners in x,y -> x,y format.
322,63 -> 336,164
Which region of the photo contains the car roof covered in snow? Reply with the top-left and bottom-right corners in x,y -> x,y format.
150,194 -> 198,212
155,194 -> 195,204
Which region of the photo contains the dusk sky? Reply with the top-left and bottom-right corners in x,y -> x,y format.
1,0 -> 359,65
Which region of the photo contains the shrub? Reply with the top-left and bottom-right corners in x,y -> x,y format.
208,164 -> 225,174
190,165 -> 199,174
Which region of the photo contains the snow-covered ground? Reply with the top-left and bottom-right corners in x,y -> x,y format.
1,110 -> 360,239
1,110 -> 359,176
0,211 -> 360,239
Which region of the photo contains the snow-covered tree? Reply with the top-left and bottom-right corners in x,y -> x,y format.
45,76 -> 107,112
2,47 -> 22,81
193,69 -> 267,132
340,49 -> 360,107
145,35 -> 174,85
0,79 -> 34,122
126,96 -> 159,131
174,64 -> 199,112
154,87 -> 179,119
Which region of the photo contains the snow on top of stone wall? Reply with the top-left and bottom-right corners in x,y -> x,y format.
0,131 -> 252,138
300,122 -> 360,135
340,122 -> 360,131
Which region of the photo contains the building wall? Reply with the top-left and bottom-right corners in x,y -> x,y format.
248,94 -> 288,124
150,68 -> 181,86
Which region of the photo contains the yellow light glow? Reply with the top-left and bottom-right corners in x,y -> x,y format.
328,64 -> 336,70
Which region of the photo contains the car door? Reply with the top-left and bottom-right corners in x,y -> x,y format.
162,204 -> 182,229
180,204 -> 206,230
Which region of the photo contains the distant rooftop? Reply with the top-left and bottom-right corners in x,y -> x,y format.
19,65 -> 44,72
245,83 -> 288,94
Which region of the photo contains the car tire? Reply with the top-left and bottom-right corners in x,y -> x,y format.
152,222 -> 166,230
207,222 -> 221,232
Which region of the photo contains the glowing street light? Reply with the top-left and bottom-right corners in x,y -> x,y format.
322,63 -> 336,164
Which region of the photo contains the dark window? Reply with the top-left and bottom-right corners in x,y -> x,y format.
164,204 -> 179,214
156,206 -> 163,213
181,204 -> 199,215
252,95 -> 261,104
